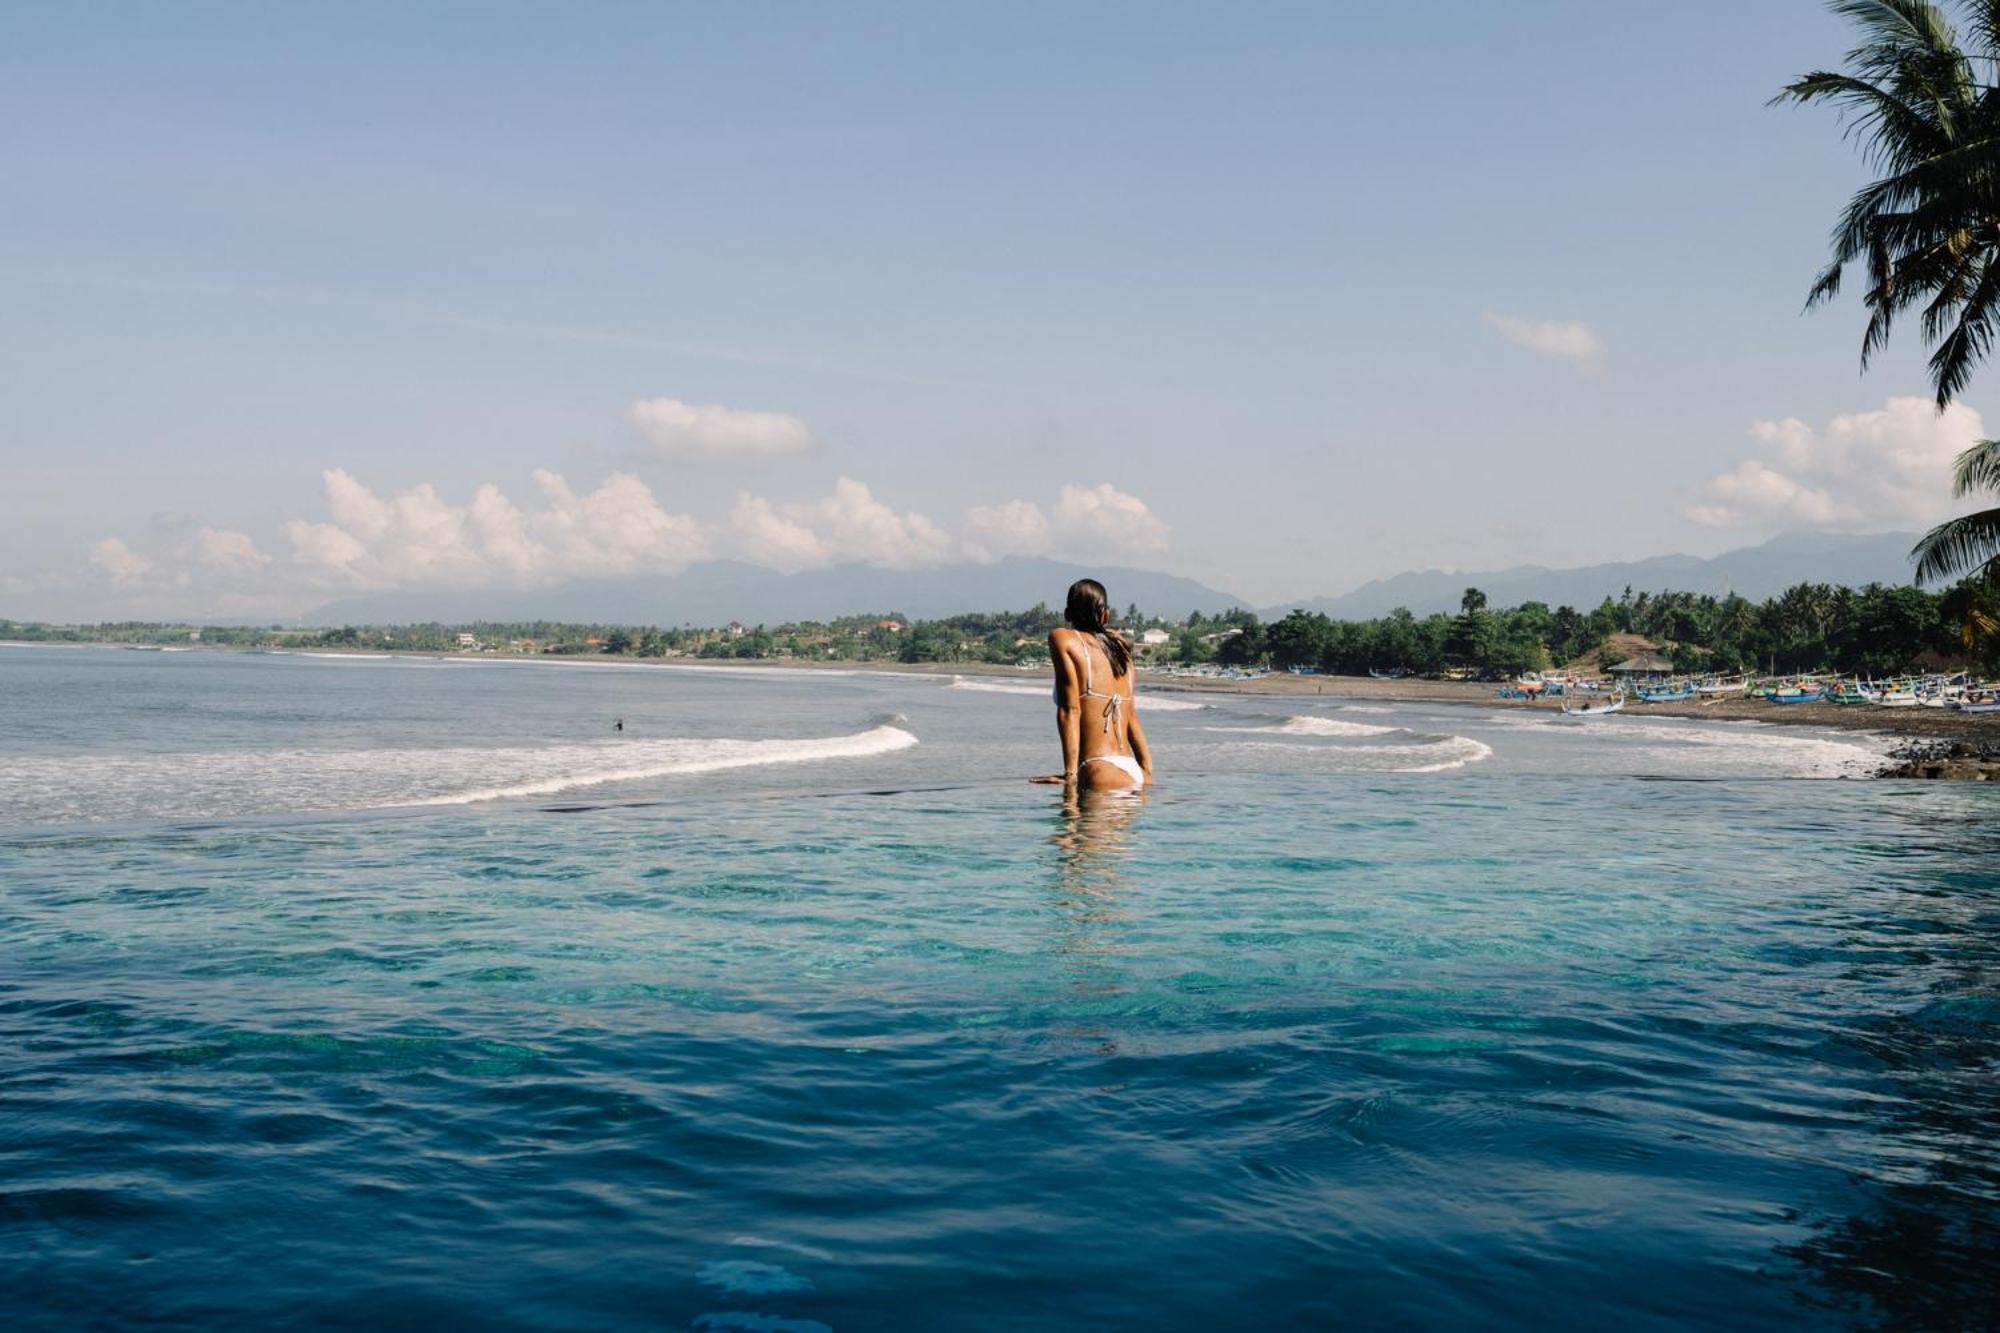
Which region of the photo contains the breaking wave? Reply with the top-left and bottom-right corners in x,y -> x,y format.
1207,714 -> 1402,738
1233,735 -> 1495,773
1,725 -> 919,825
946,677 -> 1208,709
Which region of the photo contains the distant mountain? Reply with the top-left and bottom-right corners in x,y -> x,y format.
307,558 -> 1251,627
1265,531 -> 1925,620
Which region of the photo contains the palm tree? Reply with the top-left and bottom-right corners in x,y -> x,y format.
1783,1 -> 2000,582
1779,0 -> 2000,408
1912,437 -> 2000,580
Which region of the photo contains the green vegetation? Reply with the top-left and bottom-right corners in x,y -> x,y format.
8,575 -> 1997,678
1237,580 -> 1986,678
1782,0 -> 2000,587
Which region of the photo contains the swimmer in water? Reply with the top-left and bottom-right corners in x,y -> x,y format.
1032,578 -> 1153,791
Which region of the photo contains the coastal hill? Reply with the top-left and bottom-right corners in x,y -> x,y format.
303,531 -> 1929,628
1264,531 -> 1924,620
306,557 -> 1251,627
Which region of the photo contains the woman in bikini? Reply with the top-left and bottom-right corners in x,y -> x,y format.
1035,578 -> 1154,791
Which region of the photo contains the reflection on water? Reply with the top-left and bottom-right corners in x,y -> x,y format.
1050,788 -> 1145,903
1044,789 -> 1149,1055
1780,874 -> 2000,1329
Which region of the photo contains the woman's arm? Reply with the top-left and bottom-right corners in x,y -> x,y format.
1049,629 -> 1081,783
1126,695 -> 1154,781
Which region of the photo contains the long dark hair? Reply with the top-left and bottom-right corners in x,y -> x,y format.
1064,578 -> 1130,678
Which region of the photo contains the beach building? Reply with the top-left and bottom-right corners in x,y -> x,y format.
1607,651 -> 1676,678
455,632 -> 478,649
877,619 -> 904,632
1139,628 -> 1172,647
725,621 -> 746,638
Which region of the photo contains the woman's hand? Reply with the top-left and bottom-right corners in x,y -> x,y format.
1029,773 -> 1074,785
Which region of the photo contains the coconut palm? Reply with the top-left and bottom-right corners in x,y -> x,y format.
1782,1 -> 2000,582
1779,0 -> 2000,407
1913,438 -> 2000,580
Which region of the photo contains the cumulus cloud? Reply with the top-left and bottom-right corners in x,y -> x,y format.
89,537 -> 152,582
284,468 -> 710,587
962,500 -> 1051,562
1052,483 -> 1169,556
1482,312 -> 1602,365
729,478 -> 952,573
194,527 -> 267,571
956,485 -> 1169,564
68,461 -> 1176,617
1688,396 -> 1983,530
626,396 -> 812,458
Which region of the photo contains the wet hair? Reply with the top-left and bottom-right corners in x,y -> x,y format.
1064,578 -> 1130,678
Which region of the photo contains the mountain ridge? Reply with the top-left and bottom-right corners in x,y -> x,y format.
307,558 -> 1252,627
1263,531 -> 1925,620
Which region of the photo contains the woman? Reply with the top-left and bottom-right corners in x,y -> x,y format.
1036,578 -> 1154,790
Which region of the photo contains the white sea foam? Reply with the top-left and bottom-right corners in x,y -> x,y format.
1207,714 -> 1401,738
1235,735 -> 1495,772
1133,694 -> 1208,711
410,725 -> 917,805
1,725 -> 918,823
946,676 -> 1207,709
948,677 -> 1047,696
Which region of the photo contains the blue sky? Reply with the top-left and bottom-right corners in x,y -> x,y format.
2,0 -> 1985,617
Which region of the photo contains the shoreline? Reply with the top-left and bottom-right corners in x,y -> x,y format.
15,639 -> 2000,774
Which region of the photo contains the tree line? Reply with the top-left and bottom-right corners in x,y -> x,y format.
1208,579 -> 1993,679
7,576 -> 1995,677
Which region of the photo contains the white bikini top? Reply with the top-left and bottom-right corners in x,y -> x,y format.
1055,631 -> 1126,735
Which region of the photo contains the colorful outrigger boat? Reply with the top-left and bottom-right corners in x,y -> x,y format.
1559,693 -> 1625,718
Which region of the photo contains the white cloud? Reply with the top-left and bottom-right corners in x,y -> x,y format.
1482,312 -> 1602,365
285,468 -> 709,587
1688,396 -> 1983,530
89,537 -> 152,582
1685,504 -> 1739,529
626,396 -> 812,458
728,493 -> 828,575
195,527 -> 268,571
1052,482 -> 1169,557
962,500 -> 1052,563
728,477 -> 952,571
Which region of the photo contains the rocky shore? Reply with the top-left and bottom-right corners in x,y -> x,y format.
1875,738 -> 2000,780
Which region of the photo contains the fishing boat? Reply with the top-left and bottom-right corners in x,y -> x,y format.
1769,688 -> 1827,704
1559,693 -> 1625,718
1873,689 -> 1920,708
1368,667 -> 1410,680
1830,682 -> 1877,705
1634,685 -> 1694,703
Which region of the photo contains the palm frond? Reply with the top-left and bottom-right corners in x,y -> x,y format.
1951,436 -> 2000,493
1926,248 -> 2000,400
1912,504 -> 2000,581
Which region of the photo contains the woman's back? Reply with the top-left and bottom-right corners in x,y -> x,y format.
1042,579 -> 1154,791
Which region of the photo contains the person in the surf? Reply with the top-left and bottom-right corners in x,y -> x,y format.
1034,578 -> 1154,790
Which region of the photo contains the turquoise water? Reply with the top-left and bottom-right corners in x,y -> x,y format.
3,648 -> 1997,1328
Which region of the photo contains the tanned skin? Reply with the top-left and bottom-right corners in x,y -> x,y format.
1031,626 -> 1154,791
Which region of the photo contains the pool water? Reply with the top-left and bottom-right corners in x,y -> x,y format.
2,649 -> 1997,1329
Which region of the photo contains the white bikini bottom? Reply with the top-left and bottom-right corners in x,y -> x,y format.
1083,753 -> 1144,787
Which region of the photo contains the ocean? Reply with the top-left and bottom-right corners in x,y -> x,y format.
3,646 -> 1996,1329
